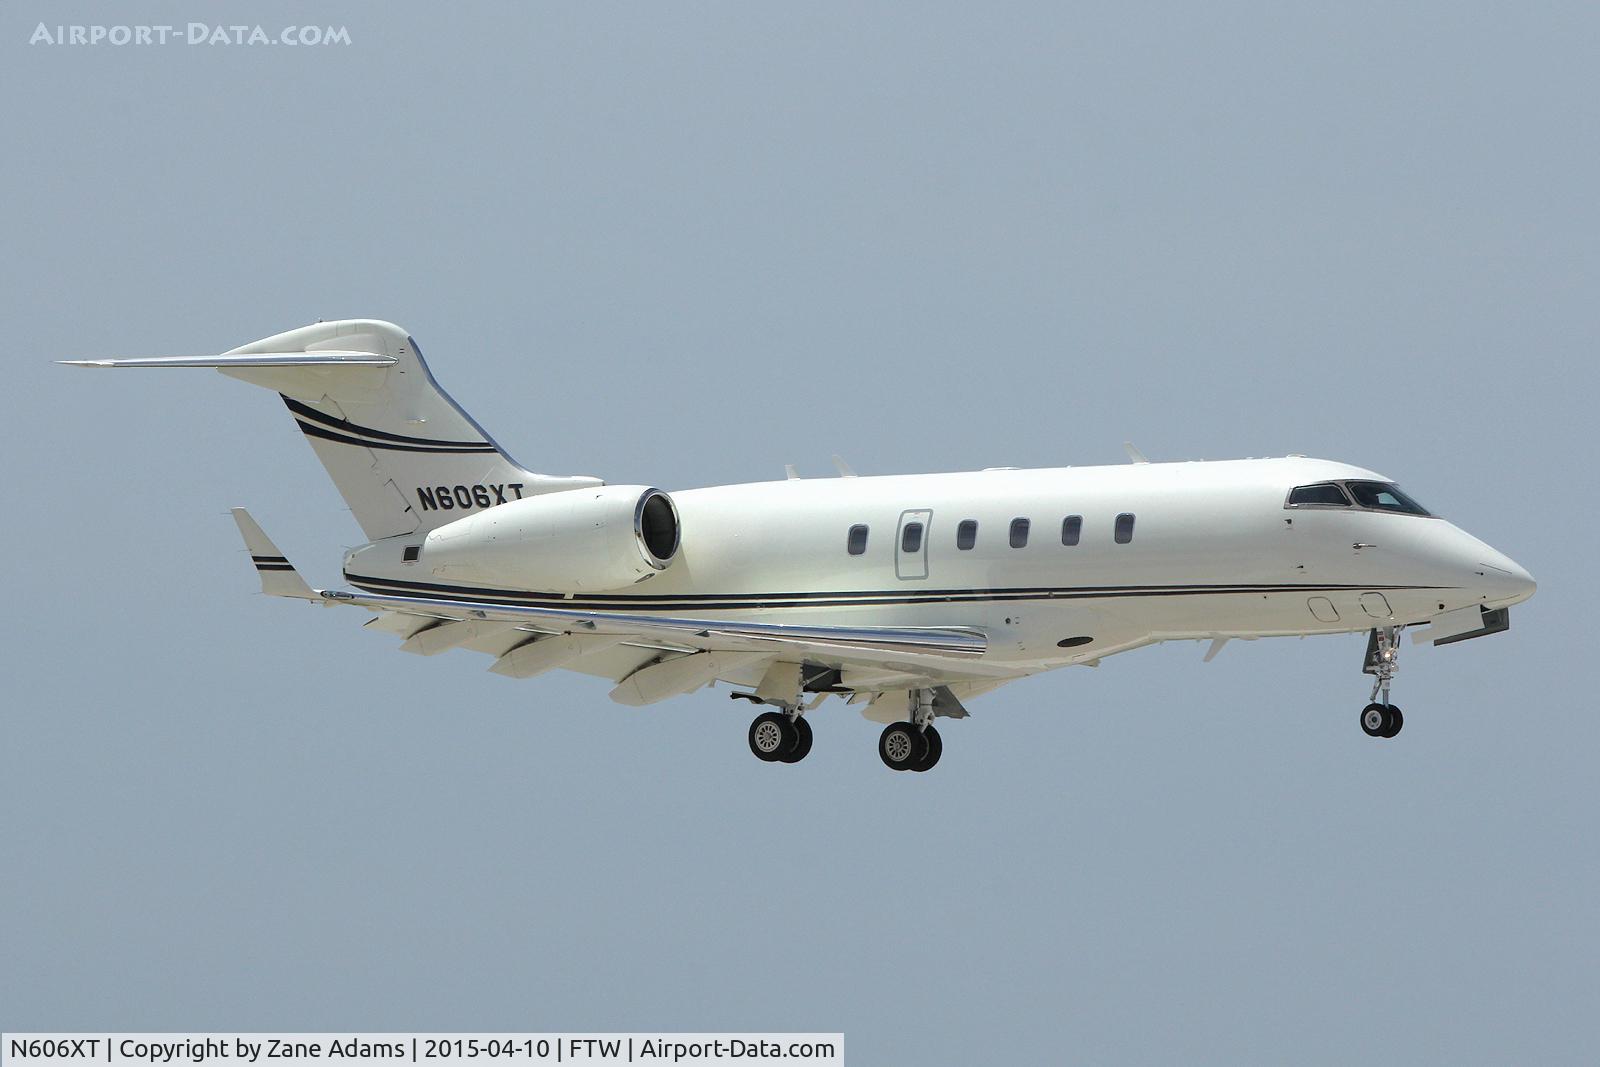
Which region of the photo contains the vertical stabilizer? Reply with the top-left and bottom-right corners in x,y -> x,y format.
66,320 -> 603,540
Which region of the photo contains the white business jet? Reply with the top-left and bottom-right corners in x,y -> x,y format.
65,320 -> 1536,772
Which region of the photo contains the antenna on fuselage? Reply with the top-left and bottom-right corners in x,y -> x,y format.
1124,442 -> 1150,464
832,455 -> 858,478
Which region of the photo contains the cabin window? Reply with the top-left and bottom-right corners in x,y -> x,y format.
1346,481 -> 1432,516
1061,515 -> 1082,546
847,524 -> 869,555
956,519 -> 978,550
1287,482 -> 1352,507
1009,518 -> 1030,548
901,522 -> 924,554
1114,513 -> 1136,544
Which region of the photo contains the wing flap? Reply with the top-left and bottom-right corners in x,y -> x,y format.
399,619 -> 517,656
363,612 -> 435,639
610,651 -> 772,706
490,634 -> 627,679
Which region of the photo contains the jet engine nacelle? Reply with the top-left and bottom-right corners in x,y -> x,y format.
421,485 -> 680,592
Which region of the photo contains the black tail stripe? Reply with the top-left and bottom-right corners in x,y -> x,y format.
251,555 -> 288,564
296,419 -> 499,454
281,396 -> 496,450
255,563 -> 296,572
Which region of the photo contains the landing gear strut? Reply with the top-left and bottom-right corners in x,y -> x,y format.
879,689 -> 942,772
1360,626 -> 1405,739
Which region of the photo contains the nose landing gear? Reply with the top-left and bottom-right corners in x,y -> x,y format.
1360,701 -> 1403,738
1361,626 -> 1405,739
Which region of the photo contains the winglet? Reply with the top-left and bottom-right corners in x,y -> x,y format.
230,508 -> 317,599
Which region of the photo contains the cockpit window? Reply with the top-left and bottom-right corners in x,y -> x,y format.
1287,483 -> 1351,507
1346,481 -> 1431,516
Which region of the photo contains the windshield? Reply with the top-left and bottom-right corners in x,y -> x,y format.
1345,481 -> 1431,516
1287,483 -> 1351,507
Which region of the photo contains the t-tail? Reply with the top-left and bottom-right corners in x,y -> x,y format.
61,320 -> 602,539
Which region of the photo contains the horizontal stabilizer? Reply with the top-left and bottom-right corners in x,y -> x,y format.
59,351 -> 397,369
230,507 -> 316,600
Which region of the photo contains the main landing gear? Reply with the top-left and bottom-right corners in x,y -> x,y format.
1360,625 -> 1404,739
878,689 -> 942,773
747,709 -> 813,763
738,667 -> 818,764
742,686 -> 947,771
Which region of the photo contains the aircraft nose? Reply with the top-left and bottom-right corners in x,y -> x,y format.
1476,555 -> 1537,605
1427,524 -> 1536,607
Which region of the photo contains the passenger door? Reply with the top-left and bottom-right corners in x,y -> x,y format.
895,508 -> 932,580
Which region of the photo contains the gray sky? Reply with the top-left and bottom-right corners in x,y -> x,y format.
4,2 -> 1597,1063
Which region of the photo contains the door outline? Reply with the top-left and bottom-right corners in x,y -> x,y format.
895,508 -> 932,580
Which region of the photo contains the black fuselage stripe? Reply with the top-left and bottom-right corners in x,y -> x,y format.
343,573 -> 1447,611
343,572 -> 1442,601
296,419 -> 500,454
281,396 -> 496,450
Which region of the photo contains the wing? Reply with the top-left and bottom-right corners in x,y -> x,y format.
231,508 -> 1012,707
60,351 -> 397,368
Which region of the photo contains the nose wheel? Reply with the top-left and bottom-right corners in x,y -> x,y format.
1360,702 -> 1403,738
1360,626 -> 1405,739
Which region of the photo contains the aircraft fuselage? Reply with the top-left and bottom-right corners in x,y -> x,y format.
343,455 -> 1535,673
